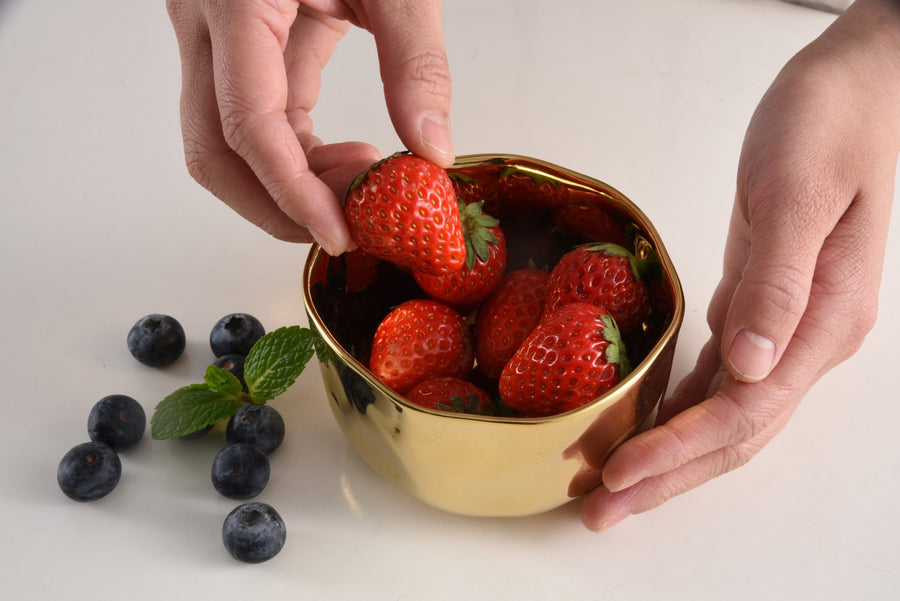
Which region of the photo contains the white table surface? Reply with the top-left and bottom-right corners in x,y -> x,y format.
3,1 -> 898,599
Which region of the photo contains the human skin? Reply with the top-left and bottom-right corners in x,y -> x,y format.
578,0 -> 900,531
166,0 -> 454,255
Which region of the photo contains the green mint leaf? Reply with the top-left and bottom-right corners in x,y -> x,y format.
244,326 -> 318,403
204,364 -> 243,394
150,383 -> 243,440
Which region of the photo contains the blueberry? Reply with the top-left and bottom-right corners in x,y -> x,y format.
211,443 -> 270,499
57,441 -> 122,502
127,314 -> 186,367
87,394 -> 146,452
209,313 -> 265,358
213,354 -> 247,391
222,502 -> 286,563
225,405 -> 285,455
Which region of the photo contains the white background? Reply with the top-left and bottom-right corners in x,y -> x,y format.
1,1 -> 898,599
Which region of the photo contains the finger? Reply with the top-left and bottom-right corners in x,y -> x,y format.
283,7 -> 349,149
581,420 -> 776,532
655,336 -> 724,425
602,343 -> 813,493
721,155 -> 855,384
307,141 -> 382,196
601,195 -> 884,495
205,0 -> 350,255
365,0 -> 454,166
168,0 -> 311,242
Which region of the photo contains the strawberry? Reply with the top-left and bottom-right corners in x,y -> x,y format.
343,152 -> 465,276
412,201 -> 507,312
405,376 -> 495,415
551,203 -> 629,247
474,268 -> 550,379
341,247 -> 381,293
448,163 -> 504,216
368,299 -> 473,394
544,243 -> 650,334
499,167 -> 600,212
498,302 -> 630,417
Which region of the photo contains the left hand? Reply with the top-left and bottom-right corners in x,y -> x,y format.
577,0 -> 900,531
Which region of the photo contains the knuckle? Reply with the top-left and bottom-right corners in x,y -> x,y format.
745,264 -> 809,323
395,46 -> 452,97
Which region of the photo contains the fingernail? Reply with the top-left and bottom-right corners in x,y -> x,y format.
308,226 -> 339,257
419,112 -> 454,162
606,474 -> 641,493
728,329 -> 775,382
596,513 -> 629,532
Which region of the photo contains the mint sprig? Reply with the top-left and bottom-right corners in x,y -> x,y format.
150,325 -> 330,440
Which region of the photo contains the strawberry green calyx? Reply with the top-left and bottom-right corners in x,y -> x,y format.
582,242 -> 645,280
459,200 -> 500,269
345,150 -> 406,198
600,313 -> 632,378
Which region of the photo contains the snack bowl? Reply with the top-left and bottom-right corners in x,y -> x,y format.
302,154 -> 684,517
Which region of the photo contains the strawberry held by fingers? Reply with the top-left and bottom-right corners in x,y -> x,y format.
499,302 -> 630,417
343,152 -> 465,275
369,299 -> 473,394
413,201 -> 507,312
544,243 -> 650,334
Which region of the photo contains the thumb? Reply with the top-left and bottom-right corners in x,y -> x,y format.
720,184 -> 849,383
366,0 -> 454,167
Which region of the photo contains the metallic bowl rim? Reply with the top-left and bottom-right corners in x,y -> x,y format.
301,153 -> 685,425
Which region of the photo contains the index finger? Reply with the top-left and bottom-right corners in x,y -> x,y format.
205,0 -> 351,254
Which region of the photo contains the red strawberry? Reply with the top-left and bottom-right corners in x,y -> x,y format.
499,302 -> 630,417
551,203 -> 628,247
369,299 -> 473,394
413,201 -> 507,312
499,167 -> 600,212
475,268 -> 550,379
544,243 -> 650,334
341,248 -> 381,293
343,152 -> 465,276
406,377 -> 495,415
448,163 -> 504,216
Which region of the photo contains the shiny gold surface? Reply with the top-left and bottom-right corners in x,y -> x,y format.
302,154 -> 684,517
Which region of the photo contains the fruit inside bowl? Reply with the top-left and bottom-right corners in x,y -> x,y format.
303,153 -> 683,517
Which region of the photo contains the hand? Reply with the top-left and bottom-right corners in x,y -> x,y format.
166,0 -> 453,254
578,0 -> 900,531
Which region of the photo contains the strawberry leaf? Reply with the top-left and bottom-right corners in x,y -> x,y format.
459,200 -> 500,268
600,313 -> 632,378
584,242 -> 645,280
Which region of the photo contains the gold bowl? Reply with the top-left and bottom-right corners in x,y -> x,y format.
302,154 -> 684,517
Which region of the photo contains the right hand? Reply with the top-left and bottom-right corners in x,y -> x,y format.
166,0 -> 454,254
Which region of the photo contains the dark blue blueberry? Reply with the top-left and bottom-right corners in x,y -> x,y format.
209,313 -> 265,358
57,441 -> 122,502
127,314 -> 186,367
87,394 -> 146,452
225,405 -> 285,455
213,354 -> 247,391
222,502 -> 286,563
211,443 -> 270,499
